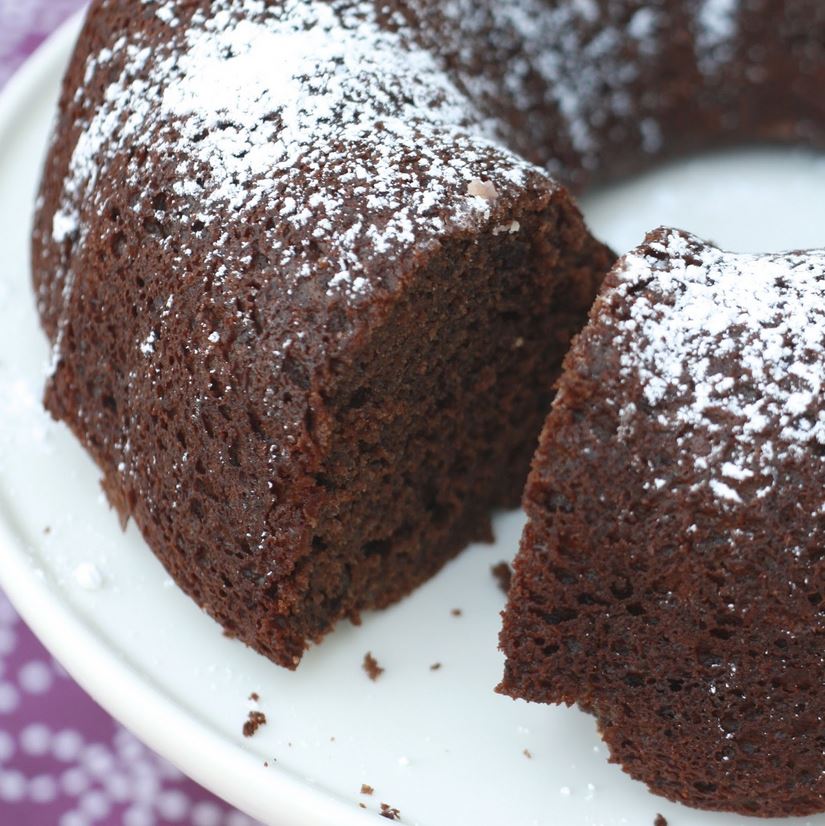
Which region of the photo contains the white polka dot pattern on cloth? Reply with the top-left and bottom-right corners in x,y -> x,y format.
0,592 -> 267,823
0,7 -> 263,821
0,589 -> 262,824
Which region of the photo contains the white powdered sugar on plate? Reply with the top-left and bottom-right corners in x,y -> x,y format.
611,228 -> 825,507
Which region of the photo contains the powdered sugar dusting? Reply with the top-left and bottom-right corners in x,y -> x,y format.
698,0 -> 738,45
53,0 -> 542,310
472,0 -> 666,167
696,0 -> 739,73
44,0 -> 761,382
49,0 -> 696,307
45,0 -> 762,354
612,229 -> 825,507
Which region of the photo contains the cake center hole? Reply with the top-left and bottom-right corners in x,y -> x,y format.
581,147 -> 825,255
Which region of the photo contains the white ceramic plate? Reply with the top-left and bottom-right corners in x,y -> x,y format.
2,14 -> 825,826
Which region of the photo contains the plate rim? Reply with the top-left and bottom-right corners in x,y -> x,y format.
0,15 -> 377,826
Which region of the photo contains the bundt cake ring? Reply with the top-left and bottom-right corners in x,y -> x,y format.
31,0 -> 825,817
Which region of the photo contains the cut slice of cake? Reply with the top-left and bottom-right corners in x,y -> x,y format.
500,227 -> 825,816
32,0 -> 613,668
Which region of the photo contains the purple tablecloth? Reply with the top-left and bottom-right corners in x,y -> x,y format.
1,3 -> 260,824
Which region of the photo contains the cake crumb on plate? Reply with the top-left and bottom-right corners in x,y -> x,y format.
243,710 -> 267,738
363,652 -> 384,681
491,561 -> 512,593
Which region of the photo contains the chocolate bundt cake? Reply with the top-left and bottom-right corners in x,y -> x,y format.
31,0 -> 825,814
500,228 -> 825,816
31,0 -> 825,698
34,0 -> 620,669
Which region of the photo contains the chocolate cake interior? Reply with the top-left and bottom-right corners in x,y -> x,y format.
254,194 -> 611,664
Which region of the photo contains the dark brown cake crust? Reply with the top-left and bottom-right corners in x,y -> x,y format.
500,229 -> 825,817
